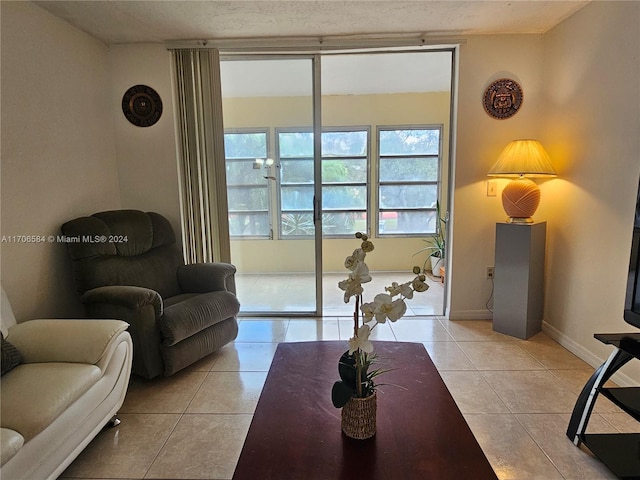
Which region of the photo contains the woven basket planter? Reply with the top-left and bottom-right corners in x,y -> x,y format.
341,392 -> 377,439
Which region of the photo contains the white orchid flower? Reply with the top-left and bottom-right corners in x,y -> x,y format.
344,248 -> 366,270
351,261 -> 372,284
385,281 -> 414,299
338,277 -> 364,303
384,281 -> 401,296
369,293 -> 407,323
338,260 -> 372,303
348,324 -> 373,355
360,301 -> 376,322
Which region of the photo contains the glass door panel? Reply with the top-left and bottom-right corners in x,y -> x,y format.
320,51 -> 452,316
221,57 -> 319,315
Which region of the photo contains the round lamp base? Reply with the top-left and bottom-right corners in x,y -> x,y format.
501,178 -> 540,222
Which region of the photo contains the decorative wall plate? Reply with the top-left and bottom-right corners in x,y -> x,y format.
483,78 -> 523,120
122,85 -> 162,127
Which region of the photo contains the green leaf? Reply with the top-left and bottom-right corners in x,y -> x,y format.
338,350 -> 370,389
331,381 -> 355,408
338,351 -> 357,387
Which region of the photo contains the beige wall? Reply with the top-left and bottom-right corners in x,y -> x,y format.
0,1 -> 120,320
451,34 -> 544,320
450,5 -> 640,384
224,91 -> 451,273
109,45 -> 182,237
540,1 -> 640,384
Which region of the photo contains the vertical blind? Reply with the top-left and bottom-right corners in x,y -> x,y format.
171,48 -> 231,263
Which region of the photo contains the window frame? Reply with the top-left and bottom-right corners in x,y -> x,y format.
224,128 -> 273,239
276,126 -> 371,239
376,124 -> 444,238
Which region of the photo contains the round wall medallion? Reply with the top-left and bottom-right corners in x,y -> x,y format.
483,78 -> 523,120
122,85 -> 162,127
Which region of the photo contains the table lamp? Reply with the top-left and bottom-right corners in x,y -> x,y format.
487,139 -> 556,223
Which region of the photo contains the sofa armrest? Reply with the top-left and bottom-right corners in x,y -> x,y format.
82,285 -> 163,317
178,262 -> 237,294
6,319 -> 128,365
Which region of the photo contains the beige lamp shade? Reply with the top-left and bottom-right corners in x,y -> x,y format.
488,140 -> 556,223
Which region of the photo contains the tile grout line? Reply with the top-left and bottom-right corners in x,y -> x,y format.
511,412 -> 569,480
142,359 -> 213,480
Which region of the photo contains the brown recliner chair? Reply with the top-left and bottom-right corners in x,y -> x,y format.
61,209 -> 240,379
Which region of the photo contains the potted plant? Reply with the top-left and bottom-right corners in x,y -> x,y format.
413,201 -> 446,277
331,232 -> 429,439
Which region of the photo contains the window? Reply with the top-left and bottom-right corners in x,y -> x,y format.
226,126 -> 442,239
224,130 -> 271,237
377,127 -> 441,236
278,128 -> 369,237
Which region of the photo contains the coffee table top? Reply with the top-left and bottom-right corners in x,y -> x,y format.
233,341 -> 497,480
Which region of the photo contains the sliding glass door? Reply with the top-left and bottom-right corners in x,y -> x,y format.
220,49 -> 454,316
220,57 -> 322,315
320,51 -> 452,316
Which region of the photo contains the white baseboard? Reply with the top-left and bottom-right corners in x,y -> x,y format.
446,309 -> 493,320
542,321 -> 636,388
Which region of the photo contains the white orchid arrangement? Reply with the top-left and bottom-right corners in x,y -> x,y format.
331,232 -> 429,408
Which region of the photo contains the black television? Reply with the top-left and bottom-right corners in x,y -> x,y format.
624,179 -> 640,329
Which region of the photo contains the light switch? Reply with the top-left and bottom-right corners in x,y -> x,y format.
487,180 -> 497,197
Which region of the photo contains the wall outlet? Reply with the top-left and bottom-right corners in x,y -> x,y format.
486,266 -> 495,279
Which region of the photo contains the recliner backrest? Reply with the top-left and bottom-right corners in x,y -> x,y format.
62,210 -> 184,299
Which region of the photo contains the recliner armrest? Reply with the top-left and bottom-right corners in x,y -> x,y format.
6,319 -> 129,366
178,262 -> 237,294
81,285 -> 164,379
82,285 -> 163,317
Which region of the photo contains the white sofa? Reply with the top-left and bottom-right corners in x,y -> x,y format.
0,287 -> 133,480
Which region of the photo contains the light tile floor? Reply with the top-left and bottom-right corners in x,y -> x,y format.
236,271 -> 446,316
60,317 -> 637,480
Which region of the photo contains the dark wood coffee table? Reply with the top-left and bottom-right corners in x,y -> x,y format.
233,341 -> 497,480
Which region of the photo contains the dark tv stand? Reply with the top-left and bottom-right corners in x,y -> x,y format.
566,333 -> 640,479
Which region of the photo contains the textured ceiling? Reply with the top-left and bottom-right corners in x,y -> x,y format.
34,1 -> 590,45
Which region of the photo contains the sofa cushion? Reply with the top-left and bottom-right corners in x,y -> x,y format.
0,428 -> 24,466
1,334 -> 22,375
0,363 -> 101,441
159,291 -> 240,347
